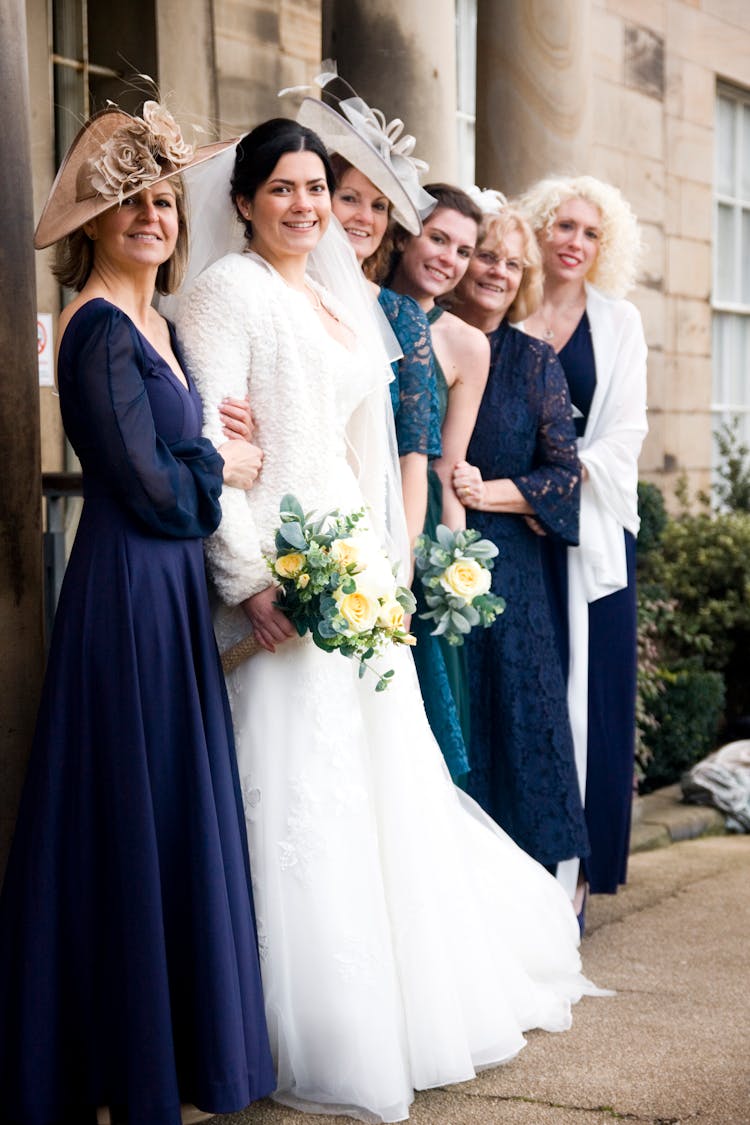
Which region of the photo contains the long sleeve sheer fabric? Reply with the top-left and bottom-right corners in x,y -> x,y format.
378,287 -> 442,458
58,299 -> 224,538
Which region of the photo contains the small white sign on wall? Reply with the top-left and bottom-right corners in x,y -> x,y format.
37,314 -> 54,387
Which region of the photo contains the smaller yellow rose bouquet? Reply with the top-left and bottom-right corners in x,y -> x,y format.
269,494 -> 416,690
414,525 -> 505,646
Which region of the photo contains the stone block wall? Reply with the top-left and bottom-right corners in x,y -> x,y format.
590,0 -> 750,505
213,0 -> 322,133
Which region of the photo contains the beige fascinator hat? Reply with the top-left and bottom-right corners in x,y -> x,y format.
294,62 -> 435,236
34,101 -> 236,249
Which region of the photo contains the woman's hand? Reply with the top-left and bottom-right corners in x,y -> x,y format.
218,440 -> 264,489
452,460 -> 485,509
524,515 -> 547,537
241,586 -> 296,653
219,396 -> 254,441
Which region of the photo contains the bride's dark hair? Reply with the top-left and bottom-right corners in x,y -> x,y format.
231,118 -> 336,240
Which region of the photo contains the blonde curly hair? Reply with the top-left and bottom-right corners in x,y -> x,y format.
518,175 -> 642,299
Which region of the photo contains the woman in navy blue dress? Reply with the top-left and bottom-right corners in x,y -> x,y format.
519,176 -> 648,912
0,106 -> 274,1125
450,203 -> 589,872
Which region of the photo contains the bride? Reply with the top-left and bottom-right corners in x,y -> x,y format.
176,118 -> 604,1124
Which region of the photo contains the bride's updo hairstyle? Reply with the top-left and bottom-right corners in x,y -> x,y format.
231,118 -> 336,241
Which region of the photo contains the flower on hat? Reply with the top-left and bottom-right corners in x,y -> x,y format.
142,101 -> 194,165
466,185 -> 508,216
77,103 -> 195,204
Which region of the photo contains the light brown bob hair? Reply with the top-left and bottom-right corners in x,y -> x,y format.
52,175 -> 190,295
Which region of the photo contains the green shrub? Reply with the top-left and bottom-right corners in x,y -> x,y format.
638,509 -> 750,718
640,669 -> 725,792
714,416 -> 750,513
636,480 -> 668,558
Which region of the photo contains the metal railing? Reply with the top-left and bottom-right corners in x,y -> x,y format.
42,472 -> 82,643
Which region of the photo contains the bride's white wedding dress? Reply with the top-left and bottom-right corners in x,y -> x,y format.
177,251 -> 603,1124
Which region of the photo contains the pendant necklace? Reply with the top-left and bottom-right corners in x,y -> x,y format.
541,296 -> 585,344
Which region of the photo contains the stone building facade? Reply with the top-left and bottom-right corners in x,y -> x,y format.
26,0 -> 750,503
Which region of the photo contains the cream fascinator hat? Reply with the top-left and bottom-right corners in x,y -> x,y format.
34,101 -> 236,249
293,62 -> 435,235
466,186 -> 508,216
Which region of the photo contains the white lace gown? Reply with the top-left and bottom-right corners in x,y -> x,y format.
177,251 -> 602,1124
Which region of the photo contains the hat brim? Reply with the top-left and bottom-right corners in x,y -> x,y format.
297,98 -> 424,236
34,109 -> 237,249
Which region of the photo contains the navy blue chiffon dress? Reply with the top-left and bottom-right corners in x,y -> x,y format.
464,321 -> 589,867
0,300 -> 274,1125
378,293 -> 470,782
542,312 -> 638,893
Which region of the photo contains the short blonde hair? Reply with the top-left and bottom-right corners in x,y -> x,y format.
53,174 -> 189,295
518,175 -> 642,298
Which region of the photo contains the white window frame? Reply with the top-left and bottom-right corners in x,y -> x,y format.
455,0 -> 477,188
712,83 -> 750,449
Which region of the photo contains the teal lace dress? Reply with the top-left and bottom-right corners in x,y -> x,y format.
407,305 -> 471,782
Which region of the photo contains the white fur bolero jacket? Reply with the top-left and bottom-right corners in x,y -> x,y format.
175,252 -> 366,644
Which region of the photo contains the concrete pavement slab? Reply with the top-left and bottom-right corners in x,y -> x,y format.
210,835 -> 750,1125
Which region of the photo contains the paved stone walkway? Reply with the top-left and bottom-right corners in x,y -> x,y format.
214,830 -> 750,1125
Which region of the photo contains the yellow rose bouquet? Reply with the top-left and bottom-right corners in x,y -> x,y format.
269,494 -> 416,690
414,525 -> 505,646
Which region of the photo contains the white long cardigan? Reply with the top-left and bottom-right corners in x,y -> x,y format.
558,283 -> 648,895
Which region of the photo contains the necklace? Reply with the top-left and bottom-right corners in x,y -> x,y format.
304,281 -> 355,346
540,296 -> 586,343
305,282 -> 323,313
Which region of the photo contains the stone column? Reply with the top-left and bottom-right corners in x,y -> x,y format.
0,0 -> 44,877
322,0 -> 458,183
475,0 -> 592,196
157,0 -> 217,131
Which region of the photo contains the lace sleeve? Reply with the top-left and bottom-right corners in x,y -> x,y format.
513,346 -> 581,545
379,289 -> 441,458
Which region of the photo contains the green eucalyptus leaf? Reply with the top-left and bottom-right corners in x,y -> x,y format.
450,610 -> 471,633
435,524 -> 455,551
279,493 -> 305,522
279,522 -> 307,550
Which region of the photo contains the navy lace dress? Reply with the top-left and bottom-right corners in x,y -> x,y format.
464,320 -> 590,867
0,300 -> 274,1125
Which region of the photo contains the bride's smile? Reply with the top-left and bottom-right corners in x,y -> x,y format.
237,150 -> 331,273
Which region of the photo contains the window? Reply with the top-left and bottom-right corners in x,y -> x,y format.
51,0 -> 158,165
713,84 -> 750,448
455,0 -> 476,188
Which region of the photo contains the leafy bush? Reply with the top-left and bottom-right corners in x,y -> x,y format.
639,510 -> 750,718
634,442 -> 750,789
713,416 -> 750,513
640,669 -> 725,792
636,480 -> 668,558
